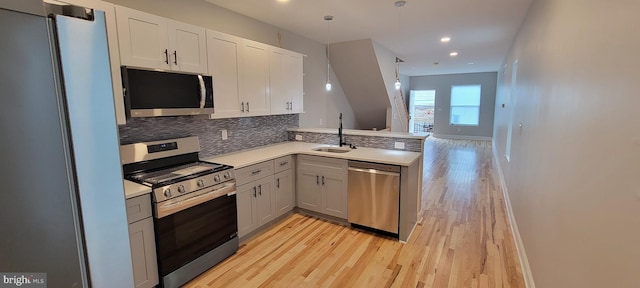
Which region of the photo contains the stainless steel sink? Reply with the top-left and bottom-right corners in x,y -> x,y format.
312,146 -> 351,153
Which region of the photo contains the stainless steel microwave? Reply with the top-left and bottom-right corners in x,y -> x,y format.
121,67 -> 214,118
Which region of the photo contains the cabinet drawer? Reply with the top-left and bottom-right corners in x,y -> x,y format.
274,155 -> 293,173
236,160 -> 274,186
126,194 -> 152,224
297,155 -> 348,174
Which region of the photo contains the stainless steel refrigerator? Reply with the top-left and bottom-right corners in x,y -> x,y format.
0,1 -> 134,287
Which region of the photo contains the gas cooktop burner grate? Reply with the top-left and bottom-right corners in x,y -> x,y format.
130,162 -> 223,185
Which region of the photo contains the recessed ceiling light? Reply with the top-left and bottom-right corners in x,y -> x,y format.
467,62 -> 474,65
276,0 -> 289,2
449,51 -> 458,57
440,37 -> 451,43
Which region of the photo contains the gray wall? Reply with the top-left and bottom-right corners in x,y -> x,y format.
410,72 -> 497,138
103,0 -> 356,129
493,1 -> 640,287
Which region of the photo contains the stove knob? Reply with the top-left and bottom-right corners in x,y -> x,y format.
223,171 -> 231,179
214,174 -> 221,182
197,179 -> 204,187
164,189 -> 172,198
178,185 -> 185,193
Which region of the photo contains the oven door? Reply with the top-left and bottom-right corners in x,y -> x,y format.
154,182 -> 237,278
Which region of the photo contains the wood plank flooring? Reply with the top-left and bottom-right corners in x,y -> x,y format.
184,138 -> 524,288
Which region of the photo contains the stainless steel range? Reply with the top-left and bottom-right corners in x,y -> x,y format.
121,136 -> 238,288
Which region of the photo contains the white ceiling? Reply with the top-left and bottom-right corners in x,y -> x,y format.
204,0 -> 533,76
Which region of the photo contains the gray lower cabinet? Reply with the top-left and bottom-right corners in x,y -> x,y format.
125,194 -> 159,288
236,160 -> 276,238
296,155 -> 348,219
274,169 -> 294,216
274,155 -> 294,217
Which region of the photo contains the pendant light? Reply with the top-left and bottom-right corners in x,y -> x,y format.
394,1 -> 406,90
395,57 -> 404,90
324,15 -> 333,91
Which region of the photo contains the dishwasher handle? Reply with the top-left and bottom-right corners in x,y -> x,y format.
348,167 -> 400,177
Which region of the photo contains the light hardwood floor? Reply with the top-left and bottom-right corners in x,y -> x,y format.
184,138 -> 524,288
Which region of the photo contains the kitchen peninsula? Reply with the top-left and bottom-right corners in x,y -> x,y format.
204,140 -> 423,242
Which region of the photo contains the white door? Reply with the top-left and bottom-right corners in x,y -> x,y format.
285,52 -> 304,113
116,6 -> 169,70
409,90 -> 436,133
275,169 -> 294,217
168,21 -> 207,74
269,48 -> 287,114
236,183 -> 258,238
322,172 -> 348,219
241,40 -> 270,116
255,176 -> 275,226
207,30 -> 242,118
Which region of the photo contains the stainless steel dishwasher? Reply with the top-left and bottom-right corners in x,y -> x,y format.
347,161 -> 400,234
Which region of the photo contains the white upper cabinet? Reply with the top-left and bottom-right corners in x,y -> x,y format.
241,40 -> 271,116
206,30 -> 242,118
115,6 -> 207,74
268,48 -> 287,114
285,52 -> 304,113
167,21 -> 207,74
270,47 -> 304,114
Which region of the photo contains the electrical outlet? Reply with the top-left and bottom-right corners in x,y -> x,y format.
221,129 -> 228,140
394,142 -> 405,149
295,134 -> 303,141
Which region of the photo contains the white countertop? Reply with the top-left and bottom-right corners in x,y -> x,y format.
124,179 -> 152,199
203,141 -> 422,169
289,128 -> 429,140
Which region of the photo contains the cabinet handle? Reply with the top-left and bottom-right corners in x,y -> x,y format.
251,169 -> 262,175
253,186 -> 257,198
258,185 -> 262,196
280,161 -> 288,167
247,102 -> 250,112
322,176 -> 325,186
164,49 -> 169,64
276,178 -> 280,188
241,102 -> 245,112
286,101 -> 290,110
289,101 -> 293,110
316,175 -> 319,185
173,50 -> 178,65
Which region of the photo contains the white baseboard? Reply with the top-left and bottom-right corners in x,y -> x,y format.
432,134 -> 492,141
491,142 -> 536,288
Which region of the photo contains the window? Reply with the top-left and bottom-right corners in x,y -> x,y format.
450,85 -> 481,126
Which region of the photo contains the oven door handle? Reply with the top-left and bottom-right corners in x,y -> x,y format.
156,182 -> 236,218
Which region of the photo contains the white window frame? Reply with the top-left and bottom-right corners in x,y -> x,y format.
449,84 -> 481,126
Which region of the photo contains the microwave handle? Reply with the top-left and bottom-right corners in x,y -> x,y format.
197,75 -> 206,109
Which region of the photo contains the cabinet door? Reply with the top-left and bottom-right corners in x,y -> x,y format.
241,40 -> 270,116
255,175 -> 275,226
236,182 -> 258,238
296,168 -> 322,213
207,30 -> 242,118
284,52 -> 304,113
168,21 -> 207,74
128,217 -> 159,288
269,47 -> 288,114
275,169 -> 294,217
322,172 -> 348,219
115,6 -> 170,70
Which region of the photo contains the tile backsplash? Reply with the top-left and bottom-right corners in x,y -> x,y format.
286,131 -> 424,152
119,114 -> 299,158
